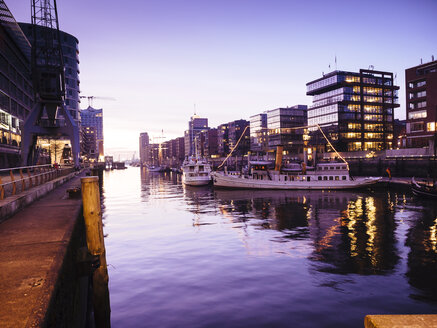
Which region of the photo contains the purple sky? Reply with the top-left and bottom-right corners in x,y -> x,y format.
6,0 -> 437,159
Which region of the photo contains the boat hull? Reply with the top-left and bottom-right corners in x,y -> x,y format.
411,178 -> 437,198
211,172 -> 380,190
183,176 -> 211,186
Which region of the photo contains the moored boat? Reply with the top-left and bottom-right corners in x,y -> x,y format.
211,161 -> 380,190
411,177 -> 437,198
182,157 -> 212,186
147,165 -> 165,172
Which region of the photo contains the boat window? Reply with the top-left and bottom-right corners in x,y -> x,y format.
318,176 -> 322,180
330,167 -> 334,170
329,176 -> 333,180
335,176 -> 339,180
336,166 -> 340,170
291,176 -> 295,181
342,176 -> 347,180
307,177 -> 311,182
284,176 -> 287,181
189,166 -> 194,171
324,167 -> 328,170
323,176 -> 327,180
199,166 -> 204,171
261,176 -> 263,180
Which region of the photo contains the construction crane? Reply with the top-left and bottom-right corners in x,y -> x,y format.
79,95 -> 116,108
21,0 -> 80,167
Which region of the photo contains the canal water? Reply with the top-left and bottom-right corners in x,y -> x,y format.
102,167 -> 437,327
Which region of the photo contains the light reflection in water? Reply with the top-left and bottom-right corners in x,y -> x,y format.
104,168 -> 437,328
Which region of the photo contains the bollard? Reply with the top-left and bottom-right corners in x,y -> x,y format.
81,176 -> 111,328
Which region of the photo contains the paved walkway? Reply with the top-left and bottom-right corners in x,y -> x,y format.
0,173 -> 84,327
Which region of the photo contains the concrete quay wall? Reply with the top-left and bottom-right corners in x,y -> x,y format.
349,158 -> 437,178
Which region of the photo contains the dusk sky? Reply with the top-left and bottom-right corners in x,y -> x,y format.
7,0 -> 437,159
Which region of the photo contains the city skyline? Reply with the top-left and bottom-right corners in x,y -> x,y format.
7,0 -> 437,159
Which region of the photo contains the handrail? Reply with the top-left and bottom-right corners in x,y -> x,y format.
0,164 -> 54,173
0,165 -> 74,200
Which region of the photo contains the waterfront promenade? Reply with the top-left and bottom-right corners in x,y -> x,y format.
0,172 -> 85,327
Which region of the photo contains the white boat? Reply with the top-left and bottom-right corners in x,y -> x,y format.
147,165 -> 164,172
182,157 -> 212,186
211,161 -> 381,190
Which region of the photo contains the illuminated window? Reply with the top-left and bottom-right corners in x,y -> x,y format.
427,122 -> 436,132
408,110 -> 427,120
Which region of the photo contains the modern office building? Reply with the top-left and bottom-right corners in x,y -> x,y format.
217,123 -> 229,156
81,126 -> 97,159
405,59 -> 437,150
228,119 -> 250,155
306,69 -> 399,152
249,113 -> 268,153
139,132 -> 150,166
266,105 -> 308,154
0,2 -> 33,167
19,23 -> 81,123
204,128 -> 218,157
81,106 -> 103,159
184,114 -> 209,156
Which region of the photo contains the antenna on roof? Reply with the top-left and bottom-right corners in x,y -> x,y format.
368,65 -> 374,70
194,103 -> 196,115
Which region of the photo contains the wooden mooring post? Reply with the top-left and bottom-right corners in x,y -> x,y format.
81,176 -> 111,328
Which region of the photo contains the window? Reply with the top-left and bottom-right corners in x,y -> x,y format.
318,176 -> 322,180
411,122 -> 424,132
342,176 -> 347,180
335,176 -> 339,180
408,110 -> 427,120
329,176 -> 333,180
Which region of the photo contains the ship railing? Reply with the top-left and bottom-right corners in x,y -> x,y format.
0,164 -> 74,200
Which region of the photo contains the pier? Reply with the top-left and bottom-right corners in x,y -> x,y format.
0,165 -> 109,327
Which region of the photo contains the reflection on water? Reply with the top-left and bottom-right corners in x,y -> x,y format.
105,168 -> 437,328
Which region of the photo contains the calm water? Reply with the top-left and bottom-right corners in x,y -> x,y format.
102,167 -> 437,328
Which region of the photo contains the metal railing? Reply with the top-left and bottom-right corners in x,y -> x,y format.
0,164 -> 74,200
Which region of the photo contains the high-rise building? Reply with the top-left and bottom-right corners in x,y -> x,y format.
0,2 -> 33,167
81,126 -> 97,159
139,132 -> 149,166
19,23 -> 81,123
81,106 -> 103,159
405,59 -> 437,150
184,114 -> 209,156
249,113 -> 268,153
217,123 -> 229,156
204,128 -> 218,157
266,105 -> 307,154
306,69 -> 399,152
228,119 -> 250,155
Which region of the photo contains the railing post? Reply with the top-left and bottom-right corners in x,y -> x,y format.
9,170 -> 16,195
81,176 -> 111,328
19,169 -> 25,191
27,168 -> 33,188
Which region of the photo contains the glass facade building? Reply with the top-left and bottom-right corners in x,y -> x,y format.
19,23 -> 81,123
266,105 -> 307,153
249,113 -> 268,152
81,106 -> 103,159
184,115 -> 209,156
0,2 -> 33,167
306,69 -> 399,151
